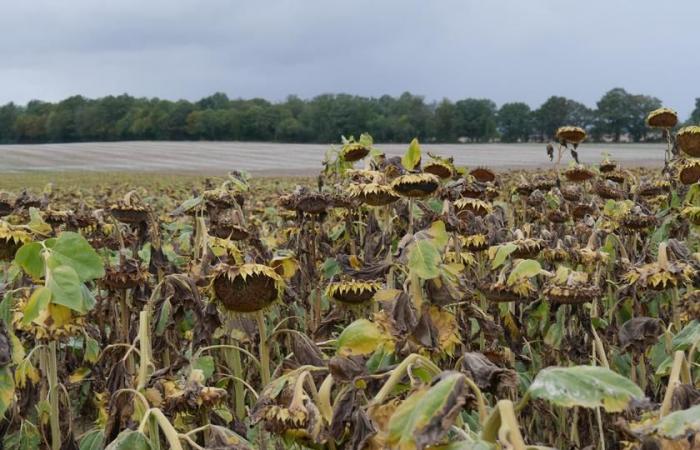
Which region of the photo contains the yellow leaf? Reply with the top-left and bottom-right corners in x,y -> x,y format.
69,367 -> 91,384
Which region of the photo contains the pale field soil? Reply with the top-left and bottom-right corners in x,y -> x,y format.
0,141 -> 665,176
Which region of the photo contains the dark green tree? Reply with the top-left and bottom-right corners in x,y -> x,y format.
497,102 -> 532,142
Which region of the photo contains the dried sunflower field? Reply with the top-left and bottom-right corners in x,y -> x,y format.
2,108 -> 700,450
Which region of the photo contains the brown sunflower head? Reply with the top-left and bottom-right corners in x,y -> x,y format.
101,258 -> 150,290
676,126 -> 700,157
423,160 -> 454,179
470,167 -> 496,183
279,188 -> 334,214
0,221 -> 31,260
599,156 -> 618,173
603,169 -> 628,184
676,158 -> 700,185
564,164 -> 596,182
635,179 -> 670,198
646,107 -> 678,129
594,180 -> 626,200
544,268 -> 600,305
211,263 -> 284,313
341,142 -> 370,162
209,212 -> 250,240
326,279 -> 382,305
561,184 -> 582,202
390,173 -> 440,198
347,183 -> 399,207
555,126 -> 587,145
454,198 -> 492,217
108,191 -> 151,224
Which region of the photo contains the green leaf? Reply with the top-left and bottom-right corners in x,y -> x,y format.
490,243 -> 517,269
174,195 -> 203,215
84,336 -> 100,364
0,366 -> 15,418
428,221 -> 449,250
337,319 -> 389,357
672,320 -> 700,351
192,355 -> 215,380
22,287 -> 51,325
79,429 -> 105,450
104,429 -> 151,450
528,365 -> 643,412
322,258 -> 341,280
14,242 -> 44,279
387,372 -> 468,449
3,420 -> 41,450
47,265 -> 88,313
654,404 -> 700,439
507,259 -> 542,285
0,292 -> 14,325
408,240 -> 441,280
155,298 -> 172,336
402,138 -> 422,171
28,208 -> 51,235
46,232 -> 104,282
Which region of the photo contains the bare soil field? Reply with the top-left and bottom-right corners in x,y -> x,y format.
0,141 -> 664,175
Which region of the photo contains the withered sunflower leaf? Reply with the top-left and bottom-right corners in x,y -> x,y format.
387,371 -> 469,450
653,404 -> 700,439
528,365 -> 643,412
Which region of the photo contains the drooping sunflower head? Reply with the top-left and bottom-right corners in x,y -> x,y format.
469,167 -> 496,183
561,184 -> 582,202
544,269 -> 600,305
594,180 -> 625,200
676,158 -> 700,185
555,126 -> 587,145
676,126 -> 700,157
326,279 -> 382,305
599,156 -> 618,173
635,179 -> 670,198
603,169 -> 628,184
0,220 -> 32,260
211,263 -> 284,313
279,189 -> 334,215
390,173 -> 440,198
251,368 -> 325,444
423,160 -> 454,179
479,280 -> 534,303
646,107 -> 678,129
203,188 -> 244,210
341,142 -> 370,162
454,197 -> 492,217
564,164 -> 596,182
101,258 -> 150,290
621,206 -> 657,232
346,183 -> 399,207
209,209 -> 250,240
462,233 -> 489,252
681,206 -> 700,226
108,190 -> 151,224
624,244 -> 695,291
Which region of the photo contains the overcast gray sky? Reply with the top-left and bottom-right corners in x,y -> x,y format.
1,0 -> 698,117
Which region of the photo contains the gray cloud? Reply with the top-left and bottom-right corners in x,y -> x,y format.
1,0 -> 698,116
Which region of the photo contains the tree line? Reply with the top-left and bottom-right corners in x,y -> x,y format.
0,88 -> 698,144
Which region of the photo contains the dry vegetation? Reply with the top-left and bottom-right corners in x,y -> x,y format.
1,108 -> 700,450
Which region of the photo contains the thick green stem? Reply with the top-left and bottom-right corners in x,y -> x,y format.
482,400 -> 527,450
137,310 -> 153,390
47,342 -> 61,450
371,354 -> 441,405
256,310 -> 271,386
224,341 -> 246,420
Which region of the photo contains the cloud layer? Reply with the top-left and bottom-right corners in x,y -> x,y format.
2,0 -> 698,115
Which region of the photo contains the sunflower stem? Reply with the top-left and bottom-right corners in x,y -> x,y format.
256,310 -> 271,386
